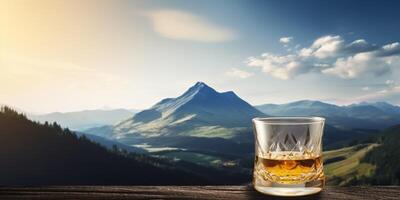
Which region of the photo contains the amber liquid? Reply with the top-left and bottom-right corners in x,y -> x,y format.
254,152 -> 324,184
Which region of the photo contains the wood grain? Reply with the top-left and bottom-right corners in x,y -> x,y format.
0,186 -> 399,199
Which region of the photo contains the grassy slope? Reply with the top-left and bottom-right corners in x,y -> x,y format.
162,144 -> 379,185
153,149 -> 246,168
182,126 -> 249,139
324,143 -> 378,185
151,142 -> 380,186
157,151 -> 223,167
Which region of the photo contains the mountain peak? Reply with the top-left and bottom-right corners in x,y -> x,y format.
194,81 -> 207,87
192,81 -> 213,91
289,100 -> 329,106
118,81 -> 265,137
183,82 -> 217,97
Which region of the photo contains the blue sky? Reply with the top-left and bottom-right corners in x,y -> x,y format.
1,0 -> 400,113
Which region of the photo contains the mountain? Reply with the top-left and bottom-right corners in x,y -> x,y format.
348,101 -> 400,116
84,84 -> 371,158
29,109 -> 135,131
256,100 -> 346,117
0,106 -> 249,185
83,84 -> 383,172
90,82 -> 266,141
256,100 -> 400,130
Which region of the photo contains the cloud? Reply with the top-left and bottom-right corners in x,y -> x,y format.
352,85 -> 400,103
377,42 -> 400,57
280,37 -> 293,44
247,35 -> 400,80
345,39 -> 379,54
362,86 -> 370,91
331,81 -> 400,105
386,79 -> 395,85
247,53 -> 311,80
142,9 -> 236,42
226,68 -> 253,79
308,35 -> 344,59
322,52 -> 392,79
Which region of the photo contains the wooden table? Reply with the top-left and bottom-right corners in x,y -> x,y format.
0,186 -> 399,199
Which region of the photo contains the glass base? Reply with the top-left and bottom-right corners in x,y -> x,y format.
254,178 -> 324,197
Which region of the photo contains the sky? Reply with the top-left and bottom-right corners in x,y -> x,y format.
1,0 -> 400,113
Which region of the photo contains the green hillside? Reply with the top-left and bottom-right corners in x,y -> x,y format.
152,143 -> 381,186
156,151 -> 223,167
360,125 -> 400,185
324,124 -> 400,186
324,144 -> 378,185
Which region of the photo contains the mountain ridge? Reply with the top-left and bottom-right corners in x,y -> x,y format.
29,109 -> 136,131
97,82 -> 266,141
256,100 -> 400,130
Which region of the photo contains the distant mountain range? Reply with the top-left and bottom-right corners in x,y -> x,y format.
29,109 -> 136,131
24,84 -> 400,135
84,82 -> 380,157
21,82 -> 400,175
88,82 -> 265,142
256,100 -> 400,130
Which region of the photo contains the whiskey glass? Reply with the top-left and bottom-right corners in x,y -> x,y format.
252,117 -> 325,196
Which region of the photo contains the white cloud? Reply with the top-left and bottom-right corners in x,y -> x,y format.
353,86 -> 400,103
310,35 -> 344,59
247,35 -> 400,80
279,37 -> 293,44
330,84 -> 400,105
345,39 -> 378,53
386,80 -> 395,85
378,42 -> 400,56
379,89 -> 388,93
362,86 -> 370,91
383,42 -> 399,50
322,52 -> 391,79
343,78 -> 400,104
226,68 -> 253,79
142,9 -> 236,42
247,53 -> 309,80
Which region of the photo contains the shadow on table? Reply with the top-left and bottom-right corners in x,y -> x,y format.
245,184 -> 323,200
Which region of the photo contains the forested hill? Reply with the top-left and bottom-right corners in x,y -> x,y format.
360,124 -> 400,185
327,124 -> 400,186
0,106 -> 246,185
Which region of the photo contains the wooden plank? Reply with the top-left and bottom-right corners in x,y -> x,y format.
0,186 -> 399,199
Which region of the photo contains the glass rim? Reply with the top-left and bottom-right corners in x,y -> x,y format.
252,116 -> 325,125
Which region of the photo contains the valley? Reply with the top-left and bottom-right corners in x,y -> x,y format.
5,82 -> 400,186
